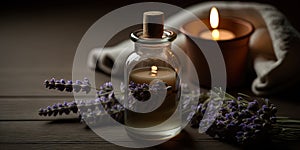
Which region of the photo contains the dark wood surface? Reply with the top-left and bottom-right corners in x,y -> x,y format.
0,1 -> 299,150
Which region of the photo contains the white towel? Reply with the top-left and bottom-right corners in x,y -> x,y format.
87,1 -> 300,96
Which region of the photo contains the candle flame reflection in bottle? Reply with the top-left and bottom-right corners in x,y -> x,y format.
151,66 -> 158,76
211,29 -> 220,40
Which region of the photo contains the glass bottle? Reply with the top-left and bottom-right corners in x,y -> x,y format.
124,15 -> 182,140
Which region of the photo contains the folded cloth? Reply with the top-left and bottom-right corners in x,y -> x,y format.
87,1 -> 300,96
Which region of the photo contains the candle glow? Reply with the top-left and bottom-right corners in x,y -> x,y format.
199,6 -> 235,40
211,29 -> 220,40
150,66 -> 158,76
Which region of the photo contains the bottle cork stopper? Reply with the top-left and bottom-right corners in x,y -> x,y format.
143,11 -> 164,38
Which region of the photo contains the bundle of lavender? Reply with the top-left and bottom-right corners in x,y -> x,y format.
39,78 -> 300,146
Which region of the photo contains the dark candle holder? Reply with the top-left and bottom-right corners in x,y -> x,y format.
180,17 -> 254,88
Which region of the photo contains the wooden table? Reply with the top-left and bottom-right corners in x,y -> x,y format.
0,1 -> 299,150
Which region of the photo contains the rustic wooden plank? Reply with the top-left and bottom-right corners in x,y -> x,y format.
0,143 -> 143,150
0,142 -> 233,150
0,97 -> 79,120
0,121 -> 229,150
0,121 -> 214,143
0,121 -> 238,150
0,119 -> 299,149
0,121 -> 102,143
1,133 -> 298,150
0,70 -> 110,97
0,141 -> 239,150
156,140 -> 300,150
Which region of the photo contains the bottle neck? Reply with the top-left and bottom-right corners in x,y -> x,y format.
130,29 -> 177,44
134,42 -> 171,53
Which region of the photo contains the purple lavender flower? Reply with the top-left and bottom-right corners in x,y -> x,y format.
44,78 -> 56,89
65,80 -> 73,92
56,79 -> 66,91
38,101 -> 78,117
129,81 -> 151,101
73,80 -> 82,93
44,78 -> 92,93
40,81 -> 124,124
190,92 -> 278,145
81,77 -> 91,93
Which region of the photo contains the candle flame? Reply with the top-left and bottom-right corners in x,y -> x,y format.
151,66 -> 158,77
210,7 -> 219,29
210,7 -> 220,40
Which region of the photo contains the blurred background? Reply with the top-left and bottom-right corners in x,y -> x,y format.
0,0 -> 298,95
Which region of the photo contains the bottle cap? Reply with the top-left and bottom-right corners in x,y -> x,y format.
143,11 -> 164,38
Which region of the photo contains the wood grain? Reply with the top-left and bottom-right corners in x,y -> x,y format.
0,121 -> 235,150
0,121 -> 100,143
0,97 -> 78,120
1,122 -> 298,150
0,69 -> 110,97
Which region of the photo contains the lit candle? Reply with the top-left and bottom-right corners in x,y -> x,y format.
130,66 -> 176,87
199,7 -> 235,40
150,66 -> 158,77
127,66 -> 178,128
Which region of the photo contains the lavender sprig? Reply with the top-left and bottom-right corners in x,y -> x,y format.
39,80 -> 156,124
188,89 -> 300,145
40,81 -> 126,125
38,101 -> 78,117
44,77 -> 92,93
129,81 -> 151,101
